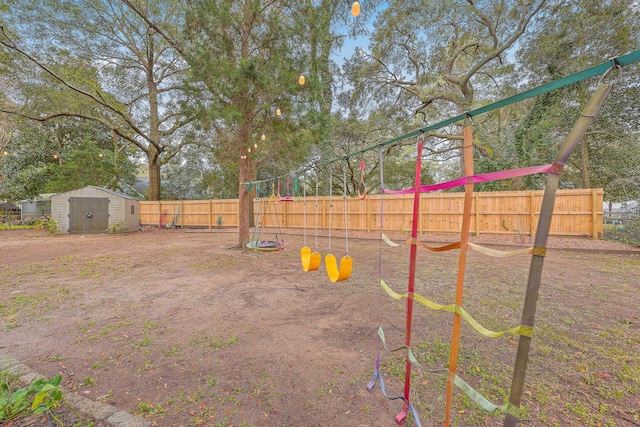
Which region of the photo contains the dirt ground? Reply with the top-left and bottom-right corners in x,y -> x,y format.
1,229 -> 639,427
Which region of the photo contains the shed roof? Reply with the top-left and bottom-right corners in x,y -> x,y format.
0,202 -> 20,210
52,186 -> 140,200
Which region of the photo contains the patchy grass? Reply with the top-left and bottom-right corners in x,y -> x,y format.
0,284 -> 75,328
2,230 -> 638,426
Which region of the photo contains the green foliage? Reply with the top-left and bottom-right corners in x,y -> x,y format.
136,400 -> 167,415
107,222 -> 129,234
0,372 -> 63,421
605,216 -> 640,247
33,216 -> 58,235
44,143 -> 137,195
514,0 -> 640,196
0,117 -> 137,201
1,0 -> 194,201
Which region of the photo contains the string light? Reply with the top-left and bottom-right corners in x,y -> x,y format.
53,154 -> 58,160
254,143 -> 258,149
276,108 -> 281,116
248,148 -> 251,153
299,75 -> 305,85
2,151 -> 8,156
98,153 -> 103,158
261,134 -> 266,141
351,0 -> 361,17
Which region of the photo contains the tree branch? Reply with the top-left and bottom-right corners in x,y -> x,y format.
0,26 -> 160,151
120,0 -> 186,58
0,108 -> 147,152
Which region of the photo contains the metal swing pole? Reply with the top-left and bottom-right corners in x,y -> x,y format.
343,166 -> 349,255
302,177 -> 307,247
315,176 -> 319,251
328,169 -> 333,253
503,75 -> 616,427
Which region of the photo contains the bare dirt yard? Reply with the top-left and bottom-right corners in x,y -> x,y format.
1,228 -> 639,427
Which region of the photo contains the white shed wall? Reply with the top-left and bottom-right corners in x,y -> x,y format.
50,186 -> 140,234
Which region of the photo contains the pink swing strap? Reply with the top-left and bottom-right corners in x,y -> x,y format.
383,163 -> 555,194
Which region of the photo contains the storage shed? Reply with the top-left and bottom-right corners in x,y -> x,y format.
51,186 -> 140,234
21,194 -> 53,221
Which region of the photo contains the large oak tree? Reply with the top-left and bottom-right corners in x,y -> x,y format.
0,0 -> 192,200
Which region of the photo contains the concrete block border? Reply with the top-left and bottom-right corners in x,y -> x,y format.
0,352 -> 151,427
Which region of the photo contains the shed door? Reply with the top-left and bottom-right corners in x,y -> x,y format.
68,197 -> 110,233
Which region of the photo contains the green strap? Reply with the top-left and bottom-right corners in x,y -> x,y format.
453,375 -> 521,418
377,326 -> 440,372
380,280 -> 533,338
377,325 -> 521,418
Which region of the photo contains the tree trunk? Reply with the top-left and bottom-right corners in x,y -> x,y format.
581,133 -> 591,188
237,124 -> 254,250
147,150 -> 161,201
238,165 -> 251,250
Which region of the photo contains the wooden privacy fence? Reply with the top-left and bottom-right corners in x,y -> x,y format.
139,188 -> 604,238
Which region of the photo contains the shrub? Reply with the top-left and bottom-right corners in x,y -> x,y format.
108,223 -> 129,234
33,216 -> 58,235
0,371 -> 63,421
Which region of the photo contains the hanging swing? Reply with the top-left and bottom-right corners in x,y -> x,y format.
357,159 -> 368,200
247,181 -> 287,251
325,167 -> 352,282
300,176 -> 321,272
278,177 -> 296,202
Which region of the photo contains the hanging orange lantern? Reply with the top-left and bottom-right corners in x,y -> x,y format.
351,1 -> 361,17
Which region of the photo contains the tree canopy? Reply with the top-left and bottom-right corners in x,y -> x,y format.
1,0 -> 192,201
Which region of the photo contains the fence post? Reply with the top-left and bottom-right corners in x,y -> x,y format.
366,197 -> 371,232
475,192 -> 480,235
236,200 -> 240,229
530,191 -> 536,237
208,200 -> 212,229
283,200 -> 287,229
418,193 -> 424,234
592,188 -> 598,239
179,201 -> 184,228
322,198 -> 327,230
157,201 -> 161,227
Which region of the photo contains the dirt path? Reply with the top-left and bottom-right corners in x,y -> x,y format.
1,229 -> 638,426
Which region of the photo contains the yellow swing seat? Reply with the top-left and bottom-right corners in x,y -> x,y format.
325,253 -> 353,283
300,246 -> 321,272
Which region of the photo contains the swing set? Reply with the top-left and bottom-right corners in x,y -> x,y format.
300,177 -> 321,271
239,50 -> 639,427
247,181 -> 286,252
357,53 -> 637,427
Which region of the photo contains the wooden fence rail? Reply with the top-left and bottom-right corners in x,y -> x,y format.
139,188 -> 604,238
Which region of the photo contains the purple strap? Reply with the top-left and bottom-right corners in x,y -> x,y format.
383,164 -> 554,195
